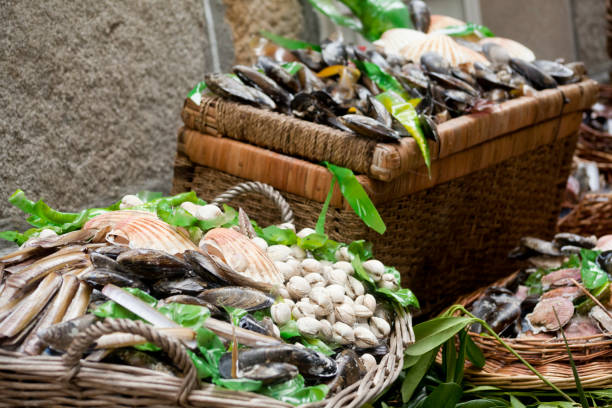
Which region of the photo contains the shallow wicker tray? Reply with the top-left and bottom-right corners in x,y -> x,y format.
0,182 -> 415,408
457,272 -> 612,390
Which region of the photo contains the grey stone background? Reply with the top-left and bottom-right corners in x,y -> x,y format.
0,0 -> 609,252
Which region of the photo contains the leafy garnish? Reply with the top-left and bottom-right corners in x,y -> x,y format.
436,23 -> 494,39
260,30 -> 321,52
353,60 -> 410,100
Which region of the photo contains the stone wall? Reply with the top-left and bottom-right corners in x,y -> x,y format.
0,0 -> 313,250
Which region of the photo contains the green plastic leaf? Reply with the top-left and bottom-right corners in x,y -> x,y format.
344,0 -> 413,41
324,162 -> 386,234
214,377 -> 263,392
401,349 -> 437,402
223,306 -> 248,326
93,287 -> 157,320
280,62 -> 304,76
556,309 -> 589,408
376,91 -> 431,174
347,240 -> 373,261
465,333 -> 486,369
136,191 -> 163,203
260,30 -> 322,52
187,349 -> 216,380
261,374 -> 329,406
422,382 -> 463,408
259,225 -> 298,246
312,239 -> 342,262
316,176 -> 336,235
406,316 -> 476,356
297,232 -> 329,250
279,320 -> 301,339
436,23 -> 494,38
300,337 -> 336,356
188,81 -> 208,105
456,400 -> 508,408
158,303 -> 210,330
510,395 -> 527,408
579,248 -> 608,290
353,60 -> 409,100
306,0 -> 363,32
375,287 -> 419,309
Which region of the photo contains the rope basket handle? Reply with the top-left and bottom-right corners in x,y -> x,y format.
212,181 -> 295,225
61,318 -> 197,407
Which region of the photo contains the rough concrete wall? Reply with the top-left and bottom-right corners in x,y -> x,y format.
0,0 -> 315,251
571,0 -> 612,81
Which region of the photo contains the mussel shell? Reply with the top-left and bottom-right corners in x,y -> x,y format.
239,314 -> 269,335
354,343 -> 389,358
474,63 -> 515,91
519,237 -> 562,257
339,114 -> 401,142
328,349 -> 364,393
509,58 -> 557,90
204,73 -> 276,110
221,345 -> 337,379
366,50 -> 392,72
218,356 -> 299,385
366,95 -> 392,127
408,0 -> 431,32
292,49 -> 325,72
420,51 -> 451,75
159,295 -> 222,317
80,268 -> 148,291
37,314 -> 99,352
553,232 -> 597,250
297,65 -> 326,93
419,113 -> 439,142
258,56 -> 301,94
428,72 -> 479,97
233,65 -> 292,109
482,43 -> 510,65
488,300 -> 521,334
532,60 -> 574,82
116,249 -> 192,280
198,286 -> 274,311
597,251 -> 612,275
152,277 -> 208,297
89,252 -> 125,272
183,250 -> 228,286
321,40 -> 347,67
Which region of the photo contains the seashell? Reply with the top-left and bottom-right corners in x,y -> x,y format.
38,229 -> 58,239
360,353 -> 377,371
379,273 -> 399,291
354,326 -> 379,348
266,245 -> 292,262
301,259 -> 323,275
180,201 -> 198,216
428,14 -> 466,33
287,276 -> 311,300
326,269 -> 348,287
319,319 -> 333,341
347,276 -> 365,298
343,295 -> 354,306
369,316 -> 391,339
196,205 -> 222,221
202,228 -> 283,288
401,33 -> 489,67
119,195 -> 144,210
251,237 -> 268,251
325,284 -> 346,303
297,316 -> 321,338
85,210 -> 198,255
276,261 -> 300,281
356,294 -> 377,313
353,304 -> 373,319
277,222 -> 296,232
309,287 -> 333,316
526,297 -> 574,333
333,261 -> 354,276
277,286 -> 290,300
480,37 -> 535,62
271,302 -> 291,326
373,28 -> 426,56
335,303 -> 356,327
362,259 -> 385,282
333,322 -> 354,345
297,228 -> 316,239
335,247 -> 352,262
293,301 -> 316,319
304,272 -> 326,288
290,245 -> 306,260
198,286 -> 274,311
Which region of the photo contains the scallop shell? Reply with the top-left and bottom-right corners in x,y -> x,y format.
84,210 -> 197,255
400,33 -> 489,66
428,14 -> 466,33
202,228 -> 283,288
479,37 -> 535,62
373,28 -> 426,56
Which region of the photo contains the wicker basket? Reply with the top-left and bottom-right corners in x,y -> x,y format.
456,272 -> 612,390
0,182 -> 414,408
174,80 -> 598,316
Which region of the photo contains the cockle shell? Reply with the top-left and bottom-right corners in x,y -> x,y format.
202,228 -> 283,288
84,210 -> 197,255
373,28 -> 426,56
479,37 -> 535,62
428,15 -> 466,33
401,33 -> 489,66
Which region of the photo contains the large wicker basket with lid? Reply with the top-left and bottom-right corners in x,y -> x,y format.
175,80 -> 599,316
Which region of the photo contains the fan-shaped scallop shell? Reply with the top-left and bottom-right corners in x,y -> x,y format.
401,33 -> 488,66
373,28 -> 426,56
479,37 -> 535,62
84,210 -> 197,255
428,14 -> 466,33
202,228 -> 283,288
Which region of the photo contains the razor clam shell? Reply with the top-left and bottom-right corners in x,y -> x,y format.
5,251 -> 89,291
202,228 -> 283,287
84,210 -> 198,255
198,287 -> 274,311
0,272 -> 63,338
24,228 -> 99,249
61,281 -> 92,322
0,246 -> 51,267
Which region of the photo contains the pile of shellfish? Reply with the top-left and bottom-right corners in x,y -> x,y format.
469,233 -> 612,339
199,2 -> 585,145
0,194 -> 408,393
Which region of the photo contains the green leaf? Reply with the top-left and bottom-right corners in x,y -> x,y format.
347,240 -> 373,261
187,349 -> 216,380
280,62 -> 304,76
93,287 -> 158,320
297,232 -> 329,250
188,81 -> 207,105
576,281 -> 609,314
353,60 -> 409,99
136,191 -> 163,202
376,91 -> 431,174
465,333 -> 486,369
214,377 -> 263,392
158,303 -> 210,330
316,176 -> 336,235
436,23 -> 494,38
279,320 -> 301,340
401,349 -> 437,402
259,225 -> 298,246
510,395 -> 526,408
312,239 -> 342,262
306,0 -> 363,32
260,374 -> 329,405
324,162 -> 386,234
422,382 -> 463,408
300,337 -> 336,356
579,248 -> 608,290
260,30 -> 322,51
375,287 -> 419,309
344,0 -> 413,41
555,309 -> 589,408
223,306 -> 248,326
456,400 -> 508,408
406,316 -> 476,356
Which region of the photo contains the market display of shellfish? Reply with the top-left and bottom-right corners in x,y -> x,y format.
0,189 -> 417,402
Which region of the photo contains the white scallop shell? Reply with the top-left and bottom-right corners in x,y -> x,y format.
428,14 -> 466,33
400,33 -> 489,66
479,37 -> 536,62
373,28 -> 426,56
84,210 -> 197,254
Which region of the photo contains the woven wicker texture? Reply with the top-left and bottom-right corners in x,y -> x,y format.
456,272 -> 612,390
173,132 -> 577,316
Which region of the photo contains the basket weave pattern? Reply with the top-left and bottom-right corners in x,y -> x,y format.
174,134 -> 577,316
457,272 -> 612,389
